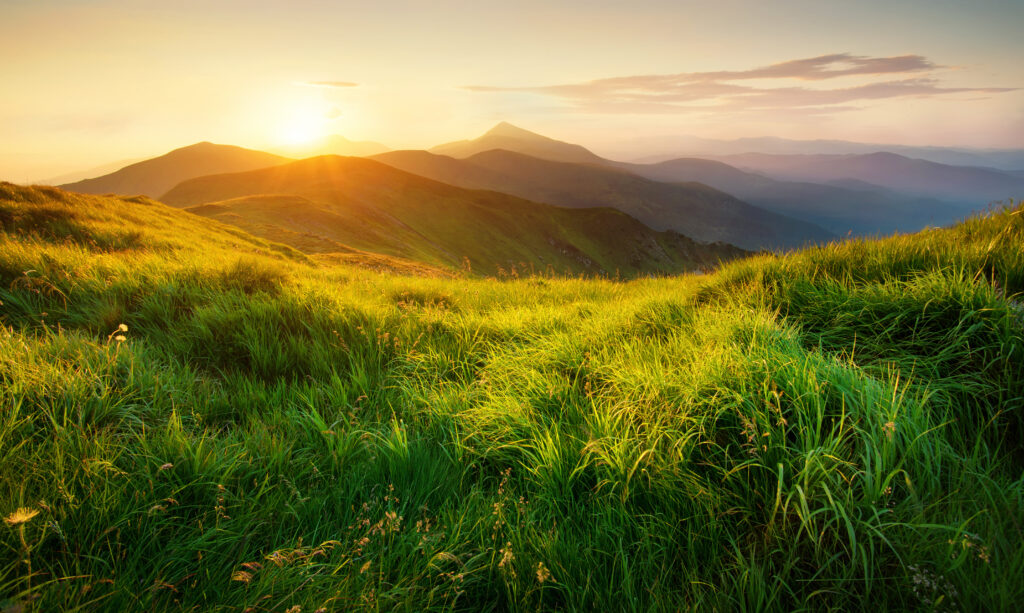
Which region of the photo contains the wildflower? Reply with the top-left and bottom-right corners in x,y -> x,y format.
118,323 -> 128,332
498,542 -> 515,575
882,421 -> 896,439
536,561 -> 553,584
114,335 -> 126,342
5,507 -> 39,526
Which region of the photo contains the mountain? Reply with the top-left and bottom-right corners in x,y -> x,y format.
431,122 -> 606,164
709,152 -> 1024,203
620,134 -> 1024,170
59,142 -> 291,198
615,157 -> 971,236
373,149 -> 833,250
271,134 -> 391,158
160,155 -> 746,276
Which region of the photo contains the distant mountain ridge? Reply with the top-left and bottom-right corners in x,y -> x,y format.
620,134 -> 1024,170
711,152 -> 1024,203
614,157 -> 971,235
160,155 -> 746,276
60,142 -> 291,198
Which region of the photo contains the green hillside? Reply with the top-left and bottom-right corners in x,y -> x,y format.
161,156 -> 745,277
1,182 -> 1022,611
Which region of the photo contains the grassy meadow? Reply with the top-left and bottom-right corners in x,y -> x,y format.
1,182 -> 1022,611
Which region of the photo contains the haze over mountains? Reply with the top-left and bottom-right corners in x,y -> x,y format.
615,157 -> 969,235
623,135 -> 1024,170
39,121 -> 1024,276
710,152 -> 1024,203
270,134 -> 391,159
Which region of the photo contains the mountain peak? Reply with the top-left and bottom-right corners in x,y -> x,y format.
483,121 -> 544,140
180,141 -> 218,151
431,122 -> 605,164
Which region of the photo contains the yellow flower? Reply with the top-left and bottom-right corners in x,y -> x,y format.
5,507 -> 39,526
114,335 -> 126,342
118,323 -> 128,332
536,561 -> 553,584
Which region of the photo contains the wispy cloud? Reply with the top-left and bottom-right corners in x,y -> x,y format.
297,80 -> 359,89
464,53 -> 1015,115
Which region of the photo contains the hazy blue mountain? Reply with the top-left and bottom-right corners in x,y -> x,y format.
710,152 -> 1024,203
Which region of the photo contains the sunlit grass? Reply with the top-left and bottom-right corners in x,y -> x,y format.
1,182 -> 1022,611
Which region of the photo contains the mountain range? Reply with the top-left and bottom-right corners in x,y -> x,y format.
614,157 -> 970,235
373,148 -> 831,250
39,121 -> 1024,277
159,155 -> 746,276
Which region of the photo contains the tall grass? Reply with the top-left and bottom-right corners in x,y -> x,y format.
1,183 -> 1022,611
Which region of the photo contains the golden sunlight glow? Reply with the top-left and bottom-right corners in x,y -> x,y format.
277,112 -> 327,146
268,94 -> 338,147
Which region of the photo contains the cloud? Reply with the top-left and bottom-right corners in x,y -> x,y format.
297,80 -> 359,88
464,53 -> 1015,116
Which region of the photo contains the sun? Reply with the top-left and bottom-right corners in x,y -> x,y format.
277,112 -> 326,146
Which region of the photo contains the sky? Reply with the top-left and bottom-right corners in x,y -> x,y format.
2,0 -> 1023,182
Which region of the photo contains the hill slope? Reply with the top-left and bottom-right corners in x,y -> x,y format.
374,149 -> 834,250
431,122 -> 606,164
59,142 -> 291,197
161,156 -> 746,276
2,182 -> 1022,611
